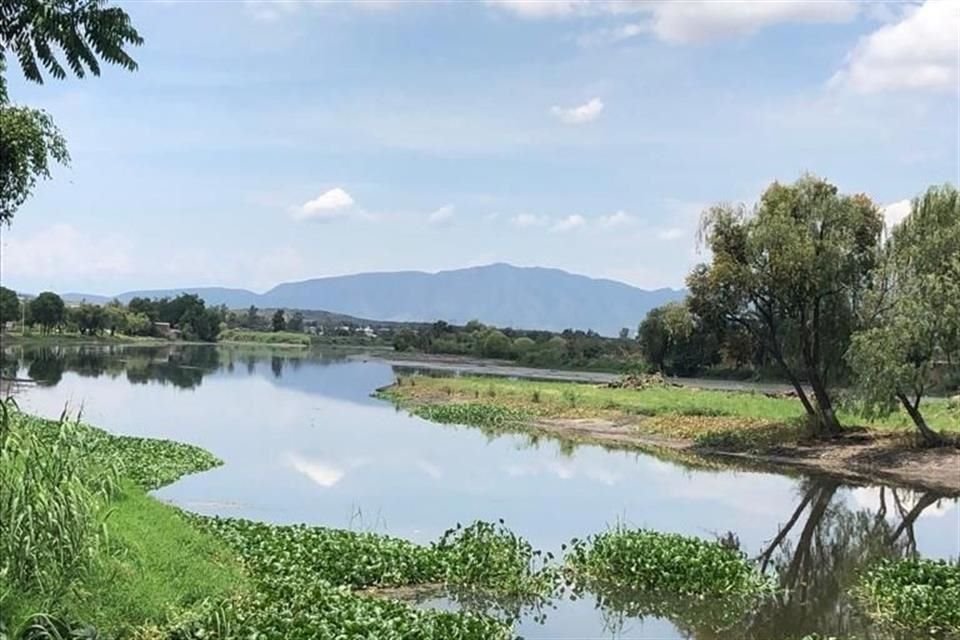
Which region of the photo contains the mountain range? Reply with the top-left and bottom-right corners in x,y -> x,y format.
63,263 -> 684,336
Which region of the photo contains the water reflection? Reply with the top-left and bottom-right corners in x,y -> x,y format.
3,343 -> 957,640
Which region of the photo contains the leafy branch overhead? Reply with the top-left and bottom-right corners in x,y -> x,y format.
0,0 -> 142,224
0,0 -> 143,84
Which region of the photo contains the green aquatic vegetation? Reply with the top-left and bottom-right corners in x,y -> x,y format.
855,558 -> 960,635
435,520 -> 558,597
193,516 -> 444,588
28,414 -> 222,491
411,402 -> 530,429
186,516 -> 548,638
565,528 -> 772,597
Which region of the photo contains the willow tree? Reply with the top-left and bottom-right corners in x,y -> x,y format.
0,0 -> 142,224
848,185 -> 960,445
688,175 -> 883,436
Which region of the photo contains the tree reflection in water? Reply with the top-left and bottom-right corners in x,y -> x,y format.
592,478 -> 948,639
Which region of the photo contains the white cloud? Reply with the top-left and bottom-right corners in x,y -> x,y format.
486,0 -> 590,19
551,214 -> 587,233
293,187 -> 356,221
427,204 -> 455,224
510,213 -> 550,228
550,97 -> 604,124
243,0 -> 300,22
598,210 -> 636,228
648,1 -> 859,44
0,224 -> 134,281
657,227 -> 686,240
495,0 -> 858,43
831,0 -> 959,93
578,23 -> 647,47
881,199 -> 912,228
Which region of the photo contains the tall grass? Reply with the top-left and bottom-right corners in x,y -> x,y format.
0,400 -> 119,610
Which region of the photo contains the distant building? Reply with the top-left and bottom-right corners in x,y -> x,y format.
153,322 -> 173,337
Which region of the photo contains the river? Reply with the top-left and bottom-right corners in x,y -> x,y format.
3,343 -> 957,639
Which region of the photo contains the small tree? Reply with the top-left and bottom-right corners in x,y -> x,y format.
287,311 -> 305,332
272,309 -> 286,332
29,291 -> 65,333
0,286 -> 21,324
71,302 -> 105,335
848,185 -> 960,445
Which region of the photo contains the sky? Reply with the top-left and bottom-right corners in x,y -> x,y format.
1,0 -> 958,295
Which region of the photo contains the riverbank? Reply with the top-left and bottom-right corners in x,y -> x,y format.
0,331 -> 171,347
379,375 -> 960,494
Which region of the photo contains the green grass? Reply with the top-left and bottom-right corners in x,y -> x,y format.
1,407 -> 246,636
53,483 -> 248,635
217,328 -> 311,347
385,375 -> 959,436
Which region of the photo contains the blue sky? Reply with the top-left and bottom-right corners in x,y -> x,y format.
1,0 -> 957,295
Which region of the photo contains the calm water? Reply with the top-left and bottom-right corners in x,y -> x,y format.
4,344 -> 958,639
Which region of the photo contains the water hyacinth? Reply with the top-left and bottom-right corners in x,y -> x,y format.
411,403 -> 529,429
856,558 -> 960,635
565,527 -> 772,597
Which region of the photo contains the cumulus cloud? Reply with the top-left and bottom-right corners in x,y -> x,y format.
287,454 -> 345,488
831,0 -> 959,93
550,97 -> 604,124
510,213 -> 550,228
485,0 -> 590,19
598,210 -> 636,228
293,187 -> 355,221
0,223 -> 134,280
881,199 -> 912,228
495,0 -> 858,44
657,227 -> 686,240
427,204 -> 455,224
647,0 -> 859,44
551,214 -> 586,233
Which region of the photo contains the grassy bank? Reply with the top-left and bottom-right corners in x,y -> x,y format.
0,409 -> 243,636
382,375 -> 958,442
1,331 -> 167,347
217,328 -> 311,347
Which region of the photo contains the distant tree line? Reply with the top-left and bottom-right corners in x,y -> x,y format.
0,290 -> 225,342
392,320 -> 644,371
636,177 -> 959,444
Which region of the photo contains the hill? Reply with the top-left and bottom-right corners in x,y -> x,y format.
66,264 -> 684,336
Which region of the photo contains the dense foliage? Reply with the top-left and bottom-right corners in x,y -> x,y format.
856,559 -> 960,634
566,528 -> 772,597
0,404 -> 118,606
0,286 -> 21,324
393,319 -> 645,372
848,185 -> 960,444
687,175 -> 885,436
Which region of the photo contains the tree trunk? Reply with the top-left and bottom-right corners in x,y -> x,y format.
896,391 -> 943,446
808,373 -> 842,436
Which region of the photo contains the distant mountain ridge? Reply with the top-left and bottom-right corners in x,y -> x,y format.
63,263 -> 684,335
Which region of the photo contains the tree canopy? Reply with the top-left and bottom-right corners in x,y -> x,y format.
0,286 -> 21,324
848,184 -> 960,444
28,291 -> 65,332
688,175 -> 884,435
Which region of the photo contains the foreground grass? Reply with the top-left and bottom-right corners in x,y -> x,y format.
1,410 -> 245,636
382,375 -> 959,445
